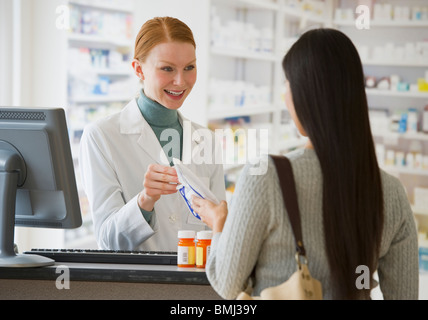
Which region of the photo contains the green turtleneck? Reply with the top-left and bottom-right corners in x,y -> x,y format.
137,90 -> 183,166
136,90 -> 184,223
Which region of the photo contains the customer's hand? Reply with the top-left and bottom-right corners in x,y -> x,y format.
138,164 -> 179,211
192,197 -> 228,233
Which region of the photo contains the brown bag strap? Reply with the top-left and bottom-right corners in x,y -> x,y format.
270,155 -> 306,257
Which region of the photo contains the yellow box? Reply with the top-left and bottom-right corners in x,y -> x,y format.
418,78 -> 428,92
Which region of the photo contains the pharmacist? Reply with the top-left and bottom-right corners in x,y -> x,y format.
79,17 -> 226,251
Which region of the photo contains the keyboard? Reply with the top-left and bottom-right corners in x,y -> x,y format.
25,249 -> 178,265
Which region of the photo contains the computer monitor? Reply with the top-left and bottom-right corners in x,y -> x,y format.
0,107 -> 82,267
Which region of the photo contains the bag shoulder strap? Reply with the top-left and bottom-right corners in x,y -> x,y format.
270,155 -> 306,257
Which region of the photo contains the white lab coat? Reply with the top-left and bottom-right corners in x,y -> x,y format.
79,99 -> 226,251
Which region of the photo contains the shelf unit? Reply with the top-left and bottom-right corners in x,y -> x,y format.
333,0 -> 428,293
207,0 -> 336,132
207,0 -> 334,199
335,19 -> 428,28
209,0 -> 428,295
64,0 -> 138,248
207,0 -> 309,167
333,0 -> 428,198
366,88 -> 428,98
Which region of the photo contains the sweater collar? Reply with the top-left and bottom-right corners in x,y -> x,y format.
137,89 -> 179,126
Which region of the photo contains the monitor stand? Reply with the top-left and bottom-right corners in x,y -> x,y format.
0,145 -> 54,267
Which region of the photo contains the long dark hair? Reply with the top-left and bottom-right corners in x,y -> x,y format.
282,28 -> 384,299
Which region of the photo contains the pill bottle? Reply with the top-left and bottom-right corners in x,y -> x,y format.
422,105 -> 428,133
177,230 -> 196,267
196,230 -> 213,268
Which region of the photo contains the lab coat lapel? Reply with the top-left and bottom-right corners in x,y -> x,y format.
179,113 -> 201,165
120,99 -> 169,165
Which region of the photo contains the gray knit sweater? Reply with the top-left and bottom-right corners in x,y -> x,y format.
206,148 -> 419,300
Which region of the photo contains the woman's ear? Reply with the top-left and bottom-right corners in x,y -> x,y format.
132,59 -> 144,81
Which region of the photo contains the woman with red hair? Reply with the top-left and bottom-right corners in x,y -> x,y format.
79,17 -> 226,251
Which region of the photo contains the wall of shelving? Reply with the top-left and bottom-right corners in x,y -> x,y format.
11,0 -> 140,251
334,1 -> 428,212
64,0 -> 139,248
0,0 -> 14,106
206,0 -> 428,213
207,0 -> 428,299
332,0 -> 428,300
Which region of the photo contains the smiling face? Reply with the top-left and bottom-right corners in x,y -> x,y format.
133,41 -> 197,110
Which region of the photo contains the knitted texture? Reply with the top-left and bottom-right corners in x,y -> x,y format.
206,148 -> 419,300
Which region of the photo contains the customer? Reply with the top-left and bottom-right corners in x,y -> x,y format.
192,28 -> 419,300
79,17 -> 226,251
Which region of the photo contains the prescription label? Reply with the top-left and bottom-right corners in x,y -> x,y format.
178,246 -> 195,266
196,246 -> 204,266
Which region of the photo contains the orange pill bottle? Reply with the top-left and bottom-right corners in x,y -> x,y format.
177,230 -> 196,267
196,231 -> 213,268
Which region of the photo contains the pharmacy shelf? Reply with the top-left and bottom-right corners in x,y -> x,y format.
372,131 -> 428,141
283,6 -> 330,25
68,33 -> 133,48
366,89 -> 428,99
69,0 -> 134,13
70,95 -> 132,104
93,68 -> 134,77
381,166 -> 428,177
64,0 -> 136,248
211,47 -> 278,62
207,105 -> 278,120
420,273 -> 428,300
413,206 -> 428,216
278,137 -> 307,152
224,0 -> 280,11
334,19 -> 428,28
362,59 -> 428,68
209,0 -> 286,156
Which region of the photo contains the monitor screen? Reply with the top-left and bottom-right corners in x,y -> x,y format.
0,107 -> 82,267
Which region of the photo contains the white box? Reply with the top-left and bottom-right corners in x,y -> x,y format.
414,187 -> 428,209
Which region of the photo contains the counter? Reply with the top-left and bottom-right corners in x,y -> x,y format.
0,262 -> 222,300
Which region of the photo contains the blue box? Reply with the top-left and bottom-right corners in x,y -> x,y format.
419,247 -> 428,273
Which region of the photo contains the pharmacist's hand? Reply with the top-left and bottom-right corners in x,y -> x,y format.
192,197 -> 228,234
138,164 -> 179,211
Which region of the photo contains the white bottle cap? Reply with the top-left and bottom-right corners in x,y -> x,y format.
178,230 -> 196,239
197,230 -> 213,240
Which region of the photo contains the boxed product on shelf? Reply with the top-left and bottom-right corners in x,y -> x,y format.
414,187 -> 428,209
418,78 -> 428,92
209,117 -> 272,166
420,247 -> 428,273
208,78 -> 271,110
376,145 -> 428,171
211,6 -> 274,53
365,72 -> 428,93
419,232 -> 428,273
68,48 -> 131,72
423,105 -> 428,133
286,0 -> 327,16
360,40 -> 428,64
372,3 -> 428,21
69,4 -> 133,40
